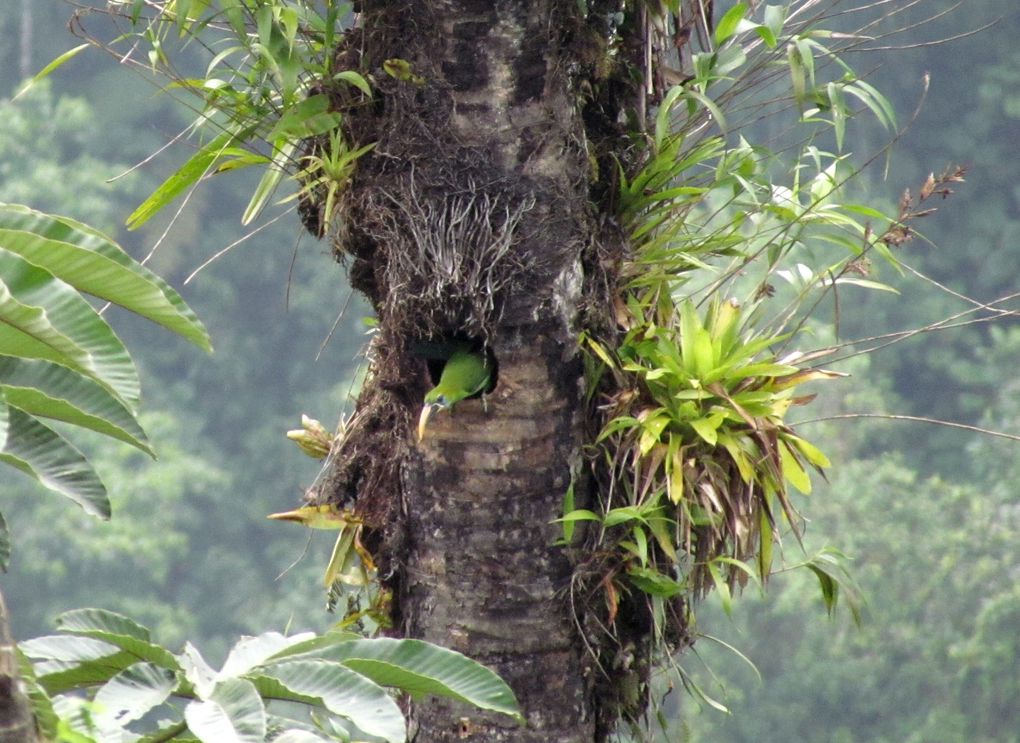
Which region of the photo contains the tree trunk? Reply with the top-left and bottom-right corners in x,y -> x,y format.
404,341 -> 593,741
311,1 -> 611,740
0,590 -> 39,743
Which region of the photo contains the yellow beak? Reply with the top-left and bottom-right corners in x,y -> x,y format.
418,402 -> 442,441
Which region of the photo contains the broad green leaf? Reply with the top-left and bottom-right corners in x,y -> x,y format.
184,678 -> 266,743
56,609 -> 180,671
180,642 -> 218,698
0,203 -> 211,351
57,609 -> 152,641
0,409 -> 108,517
0,356 -> 151,455
31,649 -> 140,696
17,650 -> 60,740
0,248 -> 140,408
218,631 -> 316,679
51,695 -> 107,742
306,638 -> 522,721
261,629 -> 363,661
94,662 -> 177,729
257,660 -> 405,743
20,635 -> 119,664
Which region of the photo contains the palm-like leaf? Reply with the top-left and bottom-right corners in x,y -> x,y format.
0,204 -> 210,352
0,204 -> 210,569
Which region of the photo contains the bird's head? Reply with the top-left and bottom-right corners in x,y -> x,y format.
418,390 -> 452,441
417,348 -> 491,441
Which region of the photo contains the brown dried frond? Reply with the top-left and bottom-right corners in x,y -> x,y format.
879,166 -> 965,249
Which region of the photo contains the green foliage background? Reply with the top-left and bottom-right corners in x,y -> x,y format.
0,2 -> 367,659
1,1 -> 1018,740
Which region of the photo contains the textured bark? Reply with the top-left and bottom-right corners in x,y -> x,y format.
316,1 -> 603,739
404,338 -> 593,741
0,590 -> 39,743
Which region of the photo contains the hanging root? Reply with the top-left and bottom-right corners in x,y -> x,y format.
372,171 -> 535,336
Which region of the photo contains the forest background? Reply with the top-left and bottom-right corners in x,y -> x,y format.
1,2 -> 1018,741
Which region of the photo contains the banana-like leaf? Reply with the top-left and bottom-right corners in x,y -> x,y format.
254,659 -> 406,743
0,356 -> 152,456
291,637 -> 522,721
22,637 -> 139,696
58,607 -> 151,640
0,408 -> 109,518
55,608 -> 180,671
19,634 -> 119,664
94,662 -> 177,729
180,641 -> 218,699
0,204 -> 211,352
184,678 -> 266,743
218,631 -> 316,679
0,248 -> 139,409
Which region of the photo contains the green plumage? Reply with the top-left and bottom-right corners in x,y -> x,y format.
425,350 -> 491,406
418,349 -> 491,439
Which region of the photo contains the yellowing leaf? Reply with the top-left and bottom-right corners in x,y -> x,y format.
772,367 -> 848,390
779,439 -> 811,493
785,433 -> 831,468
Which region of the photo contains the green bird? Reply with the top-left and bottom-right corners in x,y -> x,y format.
418,349 -> 492,440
